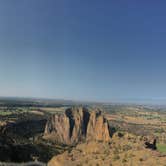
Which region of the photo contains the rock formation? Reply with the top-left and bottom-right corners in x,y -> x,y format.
144,137 -> 157,150
86,110 -> 110,141
44,107 -> 110,145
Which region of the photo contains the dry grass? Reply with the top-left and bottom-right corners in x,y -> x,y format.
48,132 -> 166,166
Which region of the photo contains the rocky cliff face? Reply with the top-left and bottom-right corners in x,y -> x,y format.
44,107 -> 110,145
86,111 -> 110,142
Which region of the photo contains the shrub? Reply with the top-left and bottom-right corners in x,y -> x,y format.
122,158 -> 127,163
113,154 -> 120,161
122,144 -> 132,151
118,132 -> 124,138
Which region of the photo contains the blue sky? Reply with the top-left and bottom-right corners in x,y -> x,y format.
0,0 -> 166,103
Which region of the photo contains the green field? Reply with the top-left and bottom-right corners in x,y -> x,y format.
157,144 -> 166,154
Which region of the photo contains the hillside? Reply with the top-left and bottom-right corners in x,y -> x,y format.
48,132 -> 166,166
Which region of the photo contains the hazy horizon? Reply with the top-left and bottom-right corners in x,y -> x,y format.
0,95 -> 166,106
0,0 -> 166,103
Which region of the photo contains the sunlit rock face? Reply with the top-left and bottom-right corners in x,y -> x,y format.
44,107 -> 111,145
86,110 -> 110,142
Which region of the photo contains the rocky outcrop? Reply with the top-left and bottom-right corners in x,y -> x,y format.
144,137 -> 157,150
44,107 -> 110,145
44,113 -> 71,144
86,110 -> 110,142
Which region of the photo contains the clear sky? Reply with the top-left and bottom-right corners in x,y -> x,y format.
0,0 -> 166,103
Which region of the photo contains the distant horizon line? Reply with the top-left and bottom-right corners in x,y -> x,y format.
0,95 -> 166,106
